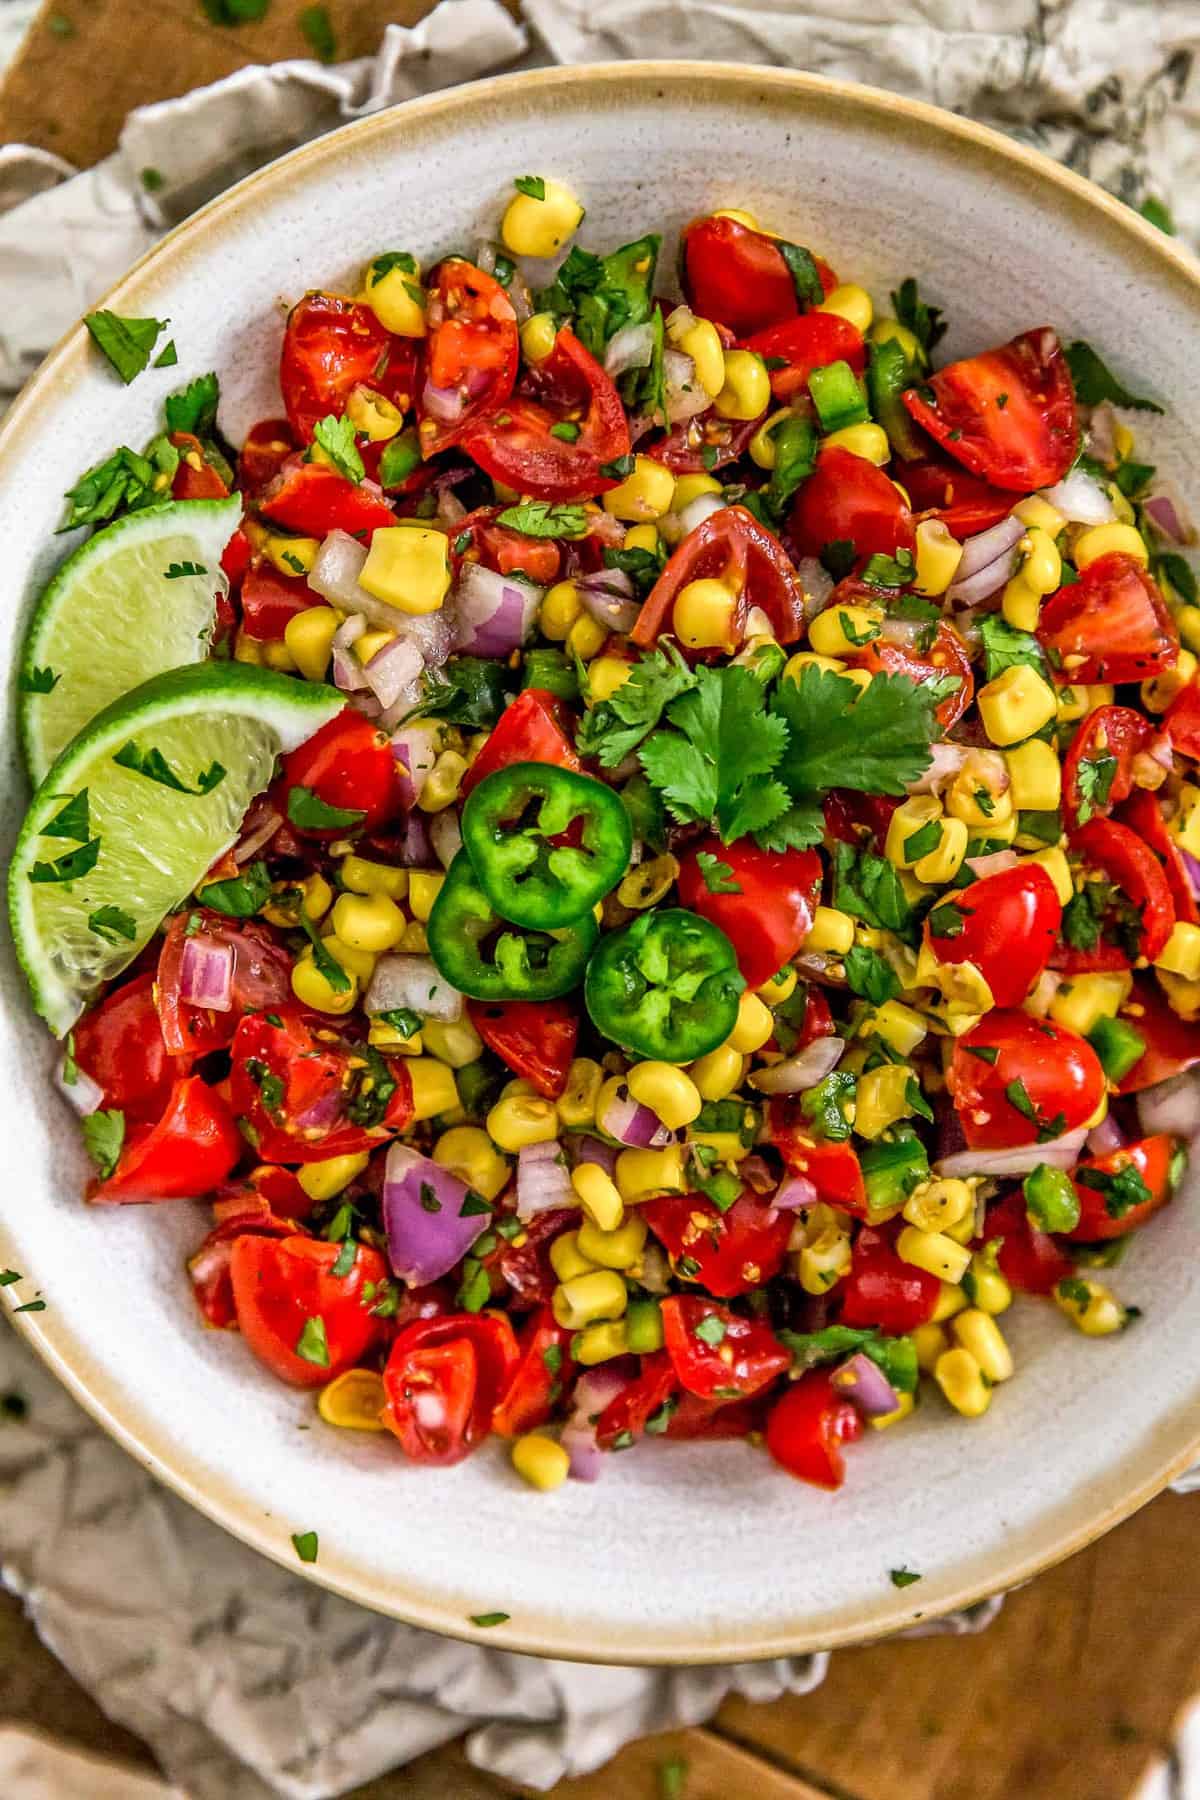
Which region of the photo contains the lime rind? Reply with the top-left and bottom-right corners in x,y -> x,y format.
9,662 -> 342,1036
19,495 -> 243,782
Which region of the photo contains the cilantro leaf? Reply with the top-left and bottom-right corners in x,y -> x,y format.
82,1109 -> 125,1178
198,859 -> 272,918
575,645 -> 695,767
84,311 -> 168,384
299,1 -> 336,60
164,373 -> 219,437
164,561 -> 206,579
514,175 -> 546,200
42,790 -> 90,841
28,839 -> 101,885
830,842 -> 913,935
978,614 -> 1047,681
638,663 -> 791,844
1156,553 -> 1198,605
1073,755 -> 1117,826
1062,882 -> 1106,951
890,1568 -> 922,1589
401,656 -> 511,731
286,786 -> 366,831
1076,1161 -> 1153,1220
311,414 -> 364,483
536,235 -> 660,357
88,905 -> 137,944
844,945 -> 900,1006
291,1530 -> 319,1563
772,664 -> 936,799
1065,341 -> 1163,413
368,251 -> 417,284
295,1316 -> 330,1367
776,241 -> 825,306
859,548 -> 916,588
496,501 -> 588,538
603,540 -> 666,598
752,799 -> 826,852
695,852 -> 741,895
890,278 -> 946,356
19,666 -> 60,695
113,740 -> 226,795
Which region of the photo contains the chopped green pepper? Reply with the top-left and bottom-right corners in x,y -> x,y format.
809,359 -> 869,432
521,648 -> 580,703
867,337 -> 924,460
859,1127 -> 930,1222
584,907 -> 743,1061
1087,1014 -> 1147,1084
427,850 -> 597,1000
1024,1162 -> 1081,1234
461,762 -> 632,930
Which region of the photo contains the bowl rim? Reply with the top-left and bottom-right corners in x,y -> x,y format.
5,57 -> 1200,1665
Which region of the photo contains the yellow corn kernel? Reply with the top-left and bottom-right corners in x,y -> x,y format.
854,1065 -> 915,1139
552,1269 -> 627,1330
822,422 -> 890,466
519,311 -> 558,364
818,282 -> 873,332
1142,648 -> 1197,712
688,1043 -> 745,1103
262,533 -> 320,580
260,870 -> 330,927
912,1322 -> 948,1373
317,1368 -> 388,1432
417,750 -> 467,813
502,177 -> 584,259
1005,738 -> 1062,813
433,1126 -> 510,1201
1156,920 -> 1200,980
897,1225 -> 972,1283
860,1000 -> 926,1058
1176,606 -> 1200,654
487,1093 -> 558,1152
613,1145 -> 687,1204
602,454 -> 675,522
571,1162 -> 624,1233
758,965 -> 798,1005
1171,784 -> 1200,859
1114,422 -> 1135,461
809,603 -> 884,659
930,1281 -> 968,1324
728,993 -> 774,1056
912,818 -> 968,886
934,1347 -> 993,1417
1013,495 -> 1067,538
573,1320 -> 631,1365
422,1017 -> 485,1069
549,1057 -> 598,1131
368,1021 -> 423,1054
1055,1277 -> 1126,1336
801,906 -> 854,957
577,1212 -> 647,1271
884,794 -> 943,870
1001,576 -> 1041,633
713,349 -> 771,421
913,518 -> 963,597
566,613 -> 607,661
870,1390 -> 916,1431
261,639 -> 297,672
798,1231 -> 853,1294
345,385 -> 403,442
282,606 -> 339,683
1025,845 -> 1071,908
666,307 -> 727,398
233,629 -> 264,665
620,525 -> 659,559
291,951 -> 358,1015
977,663 -> 1058,746
341,855 -> 407,900
549,1231 -> 597,1283
902,1177 -> 973,1234
1053,683 -> 1088,724
319,933 -> 378,981
1159,969 -> 1200,1017
331,890 -> 406,954
298,1152 -> 371,1202
839,666 -> 875,698
626,1061 -> 703,1128
1049,970 -> 1131,1037
869,316 -> 924,365
952,1308 -> 1013,1383
672,578 -> 737,651
588,657 -> 633,705
511,1432 -> 570,1491
1074,522 -> 1149,569
748,409 -> 796,471
540,580 -> 581,640
407,871 -> 444,922
784,650 -> 846,681
712,206 -> 761,228
407,1057 -> 459,1121
664,478 -> 718,520
1018,526 -> 1062,597
963,1251 -> 1012,1316
354,628 -> 396,666
359,526 -> 450,615
363,254 -> 426,336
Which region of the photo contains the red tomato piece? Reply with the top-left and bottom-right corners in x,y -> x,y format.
1118,978 -> 1200,1094
259,461 -> 398,539
381,1312 -> 519,1464
460,325 -> 630,502
926,865 -> 1062,1008
742,313 -> 866,402
1066,1134 -> 1177,1241
238,418 -> 297,499
676,837 -> 820,990
661,1295 -> 790,1400
641,1190 -> 792,1297
1038,553 -> 1178,685
789,445 -> 916,563
664,1391 -> 760,1440
894,454 -> 1014,537
1072,817 -> 1175,963
1166,680 -> 1200,760
460,688 -> 581,798
631,504 -> 808,651
1061,705 -> 1152,832
466,999 -> 577,1099
188,1180 -> 303,1328
419,261 -> 519,456
982,1191 -> 1075,1295
680,214 -> 835,338
491,1307 -> 574,1437
840,1225 -> 940,1332
595,1351 -> 677,1449
766,1100 -> 872,1217
277,706 -> 401,837
1118,788 -> 1200,927
169,432 -> 228,502
847,618 -> 974,731
155,911 -> 293,1057
900,327 -> 1077,491
765,1370 -> 863,1489
949,1012 -> 1106,1149
89,1077 -> 243,1204
239,559 -> 322,641
230,1234 -> 388,1387
229,1007 -> 415,1162
280,292 -> 419,444
649,411 -> 762,477
73,972 -> 182,1122
452,506 -> 562,585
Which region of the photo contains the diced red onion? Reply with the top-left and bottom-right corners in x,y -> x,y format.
332,613 -> 370,693
309,531 -> 369,609
56,1056 -> 104,1117
429,809 -> 463,870
436,488 -> 468,529
562,1419 -> 604,1482
796,556 -> 834,612
516,1138 -> 575,1220
598,1083 -> 674,1148
1038,469 -> 1116,526
366,954 -> 464,1023
578,568 -> 641,635
365,635 -> 423,711
955,513 -> 1024,580
295,1088 -> 345,1133
383,1143 -> 489,1286
572,1365 -> 628,1422
421,379 -> 467,424
393,607 -> 457,676
453,560 -> 540,657
392,810 -> 435,868
935,1127 -> 1087,1179
738,1153 -> 776,1194
664,349 -> 710,425
566,1134 -> 619,1176
878,615 -> 930,651
1143,493 -> 1189,544
750,1037 -> 845,1096
906,742 -> 970,796
233,798 -> 282,864
964,848 -> 1020,880
1137,1070 -> 1200,1139
1181,851 -> 1200,900
390,723 -> 438,807
830,1351 -> 900,1420
1086,1114 -> 1127,1156
677,492 -> 728,537
179,938 -> 233,1012
1086,401 -> 1117,466
946,547 -> 1020,607
605,321 -> 656,377
772,1174 -> 818,1211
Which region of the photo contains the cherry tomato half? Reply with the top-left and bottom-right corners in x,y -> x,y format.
1118,788 -> 1200,927
790,445 -> 916,563
277,707 -> 402,837
259,461 -> 398,539
949,1012 -> 1105,1149
680,214 -> 835,338
169,431 -> 228,501
156,911 -> 293,1057
1061,705 -> 1151,833
452,505 -> 562,586
419,261 -> 519,457
765,1370 -> 863,1489
1072,816 -> 1175,963
280,292 -> 419,444
1038,553 -> 1178,685
230,1233 -> 388,1387
982,1191 -> 1075,1296
641,1190 -> 792,1297
767,1101 -> 869,1217
676,837 -> 821,990
1165,680 -> 1200,761
839,1224 -> 940,1332
1066,1134 -> 1178,1241
381,1311 -> 519,1464
742,312 -> 866,404
926,865 -> 1061,1009
460,688 -> 581,798
631,504 -> 808,650
1117,978 -> 1200,1094
901,327 -> 1077,491
238,418 -> 297,499
467,998 -> 577,1099
847,617 -> 974,731
229,1007 -> 415,1163
595,1351 -> 677,1449
73,971 -> 182,1122
894,453 -> 1014,537
89,1077 -> 243,1204
491,1307 -> 575,1437
661,1295 -> 790,1400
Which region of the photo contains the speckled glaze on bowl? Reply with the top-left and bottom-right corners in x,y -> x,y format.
3,63 -> 1200,1664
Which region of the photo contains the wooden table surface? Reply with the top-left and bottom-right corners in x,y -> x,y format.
4,5 -> 1200,1794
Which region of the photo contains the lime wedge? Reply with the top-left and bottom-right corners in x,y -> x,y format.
19,495 -> 243,782
9,663 -> 342,1035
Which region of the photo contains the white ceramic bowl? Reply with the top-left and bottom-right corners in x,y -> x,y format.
3,63 -> 1200,1664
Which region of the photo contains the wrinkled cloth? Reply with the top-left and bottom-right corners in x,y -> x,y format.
0,0 -> 1197,1794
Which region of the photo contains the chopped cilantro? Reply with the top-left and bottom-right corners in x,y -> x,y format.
1066,341 -> 1163,413
84,310 -> 168,384
286,786 -> 366,831
295,1317 -> 330,1367
198,859 -> 272,918
298,2 -> 336,60
843,945 -> 900,1006
470,1610 -> 511,1627
311,414 -> 364,483
496,500 -> 588,538
890,1567 -> 922,1589
514,175 -> 546,200
88,905 -> 137,944
291,1530 -> 319,1562
113,740 -> 225,795
695,852 -> 740,895
890,277 -> 946,356
82,1109 -> 125,1179
19,666 -> 60,695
